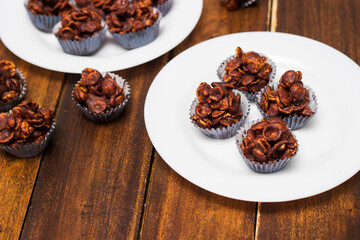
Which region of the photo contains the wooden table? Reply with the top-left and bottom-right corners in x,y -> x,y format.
1,0 -> 359,239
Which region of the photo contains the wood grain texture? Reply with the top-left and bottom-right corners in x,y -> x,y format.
0,41 -> 65,240
20,55 -> 170,239
140,158 -> 257,240
172,0 -> 270,56
256,0 -> 360,239
140,0 -> 270,239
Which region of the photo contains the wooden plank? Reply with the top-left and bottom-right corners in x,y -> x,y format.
140,158 -> 257,240
256,174 -> 360,240
20,55 -> 170,239
256,0 -> 360,239
140,0 -> 270,239
0,41 -> 65,240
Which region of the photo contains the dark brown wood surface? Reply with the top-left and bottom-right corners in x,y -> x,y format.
0,44 -> 65,240
0,0 -> 359,239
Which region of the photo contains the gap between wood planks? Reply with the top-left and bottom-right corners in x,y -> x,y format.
18,73 -> 69,240
254,0 -> 277,239
137,50 -> 175,240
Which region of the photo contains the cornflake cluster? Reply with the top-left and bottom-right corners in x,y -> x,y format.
191,82 -> 243,129
75,0 -> 114,16
241,118 -> 297,163
0,61 -> 22,102
55,8 -> 103,40
27,0 -> 74,16
0,99 -> 53,146
259,70 -> 313,117
223,47 -> 273,94
106,0 -> 159,34
73,68 -> 125,113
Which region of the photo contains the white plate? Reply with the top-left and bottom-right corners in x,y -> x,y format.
144,32 -> 360,202
0,0 -> 202,73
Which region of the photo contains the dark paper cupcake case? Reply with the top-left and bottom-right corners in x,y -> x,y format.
72,73 -> 130,122
109,8 -> 161,50
53,20 -> 107,56
255,82 -> 318,130
24,0 -> 62,32
156,0 -> 173,16
0,120 -> 56,158
221,0 -> 257,8
189,90 -> 250,139
0,69 -> 27,112
235,119 -> 298,173
217,52 -> 276,102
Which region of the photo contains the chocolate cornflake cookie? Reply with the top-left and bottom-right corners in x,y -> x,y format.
259,70 -> 314,118
106,0 -> 159,34
26,0 -> 74,16
221,46 -> 273,95
0,99 -> 54,146
240,118 -> 297,163
73,68 -> 126,114
55,8 -> 103,41
191,82 -> 243,130
0,61 -> 23,103
221,0 -> 256,11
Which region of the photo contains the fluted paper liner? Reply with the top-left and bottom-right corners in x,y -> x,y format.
0,69 -> 27,112
72,72 -> 130,122
156,0 -> 173,16
217,52 -> 276,102
256,82 -> 318,130
53,20 -> 107,56
0,120 -> 56,158
109,8 -> 161,50
190,90 -> 250,139
25,0 -> 62,32
235,119 -> 298,173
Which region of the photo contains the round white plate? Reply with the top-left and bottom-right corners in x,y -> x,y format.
0,0 -> 202,73
144,32 -> 360,202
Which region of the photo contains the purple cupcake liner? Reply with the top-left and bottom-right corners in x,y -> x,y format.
217,52 -> 276,102
155,0 -> 173,16
109,8 -> 161,50
190,90 -> 250,139
235,119 -> 298,173
72,73 -> 131,122
24,0 -> 62,32
53,20 -> 107,56
0,69 -> 27,112
255,82 -> 318,130
0,120 -> 56,158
